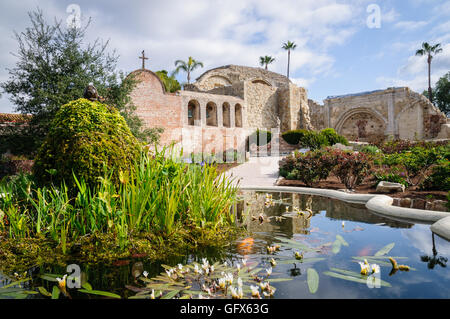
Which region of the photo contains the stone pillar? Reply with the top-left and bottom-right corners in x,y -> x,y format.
230,104 -> 236,128
200,102 -> 207,127
218,102 -> 224,128
386,89 -> 395,137
417,104 -> 424,139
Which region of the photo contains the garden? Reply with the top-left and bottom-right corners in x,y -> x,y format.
278,128 -> 450,210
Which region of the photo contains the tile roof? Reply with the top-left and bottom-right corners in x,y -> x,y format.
0,113 -> 32,123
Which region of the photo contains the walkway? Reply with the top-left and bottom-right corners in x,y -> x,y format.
224,156 -> 282,187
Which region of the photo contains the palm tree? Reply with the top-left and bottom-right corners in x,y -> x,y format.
173,57 -> 204,84
259,56 -> 275,70
416,42 -> 443,103
282,41 -> 297,78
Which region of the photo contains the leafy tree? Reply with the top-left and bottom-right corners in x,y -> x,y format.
415,42 -> 443,103
0,9 -> 158,155
173,57 -> 204,84
156,70 -> 181,93
259,56 -> 275,70
282,41 -> 297,78
423,72 -> 450,116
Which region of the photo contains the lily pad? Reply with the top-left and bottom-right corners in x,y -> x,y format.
307,268 -> 319,294
374,243 -> 395,256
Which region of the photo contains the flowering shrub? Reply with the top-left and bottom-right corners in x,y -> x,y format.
279,149 -> 335,186
382,147 -> 445,186
377,140 -> 449,154
331,150 -> 371,190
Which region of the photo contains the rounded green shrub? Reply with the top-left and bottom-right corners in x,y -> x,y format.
319,128 -> 349,146
33,98 -> 142,188
281,129 -> 307,145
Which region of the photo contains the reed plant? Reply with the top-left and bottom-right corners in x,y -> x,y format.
0,147 -> 238,252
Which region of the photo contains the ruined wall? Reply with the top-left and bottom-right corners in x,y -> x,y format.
244,81 -> 279,130
192,64 -> 291,91
315,87 -> 448,142
308,99 -> 326,131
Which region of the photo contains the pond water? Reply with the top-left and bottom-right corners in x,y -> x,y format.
1,191 -> 449,299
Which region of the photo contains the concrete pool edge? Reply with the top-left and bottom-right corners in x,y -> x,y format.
239,185 -> 450,241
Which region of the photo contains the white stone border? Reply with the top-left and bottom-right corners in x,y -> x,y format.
240,185 -> 450,241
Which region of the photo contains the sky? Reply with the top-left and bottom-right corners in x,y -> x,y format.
0,0 -> 449,114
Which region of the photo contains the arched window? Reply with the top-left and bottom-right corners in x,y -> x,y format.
223,102 -> 231,128
235,104 -> 242,127
206,102 -> 218,127
188,100 -> 200,126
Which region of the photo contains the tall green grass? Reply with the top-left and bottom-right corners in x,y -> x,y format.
0,148 -> 238,251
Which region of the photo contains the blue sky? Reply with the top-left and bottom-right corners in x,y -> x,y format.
0,0 -> 449,113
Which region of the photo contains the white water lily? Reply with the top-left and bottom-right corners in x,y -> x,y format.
270,258 -> 277,267
237,278 -> 243,288
194,264 -> 203,275
242,258 -> 247,267
201,258 -> 210,270
178,264 -> 183,271
56,274 -> 67,289
150,289 -> 155,299
224,273 -> 233,285
142,271 -> 149,278
250,285 -> 260,298
358,261 -> 370,276
266,267 -> 272,276
259,282 -> 269,291
236,263 -> 241,271
230,286 -> 243,299
218,278 -> 226,289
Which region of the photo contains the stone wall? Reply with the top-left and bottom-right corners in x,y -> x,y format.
244,81 -> 278,130
309,87 -> 448,142
191,64 -> 291,91
129,69 -> 249,155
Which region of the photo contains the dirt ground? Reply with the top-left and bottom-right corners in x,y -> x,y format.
277,175 -> 448,201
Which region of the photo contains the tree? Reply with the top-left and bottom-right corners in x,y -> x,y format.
0,9 -> 158,155
173,57 -> 204,85
259,56 -> 275,70
156,70 -> 181,93
424,72 -> 450,116
282,41 -> 297,78
415,42 -> 443,104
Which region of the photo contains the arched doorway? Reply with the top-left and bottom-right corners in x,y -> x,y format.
206,102 -> 218,127
334,108 -> 387,142
188,100 -> 201,126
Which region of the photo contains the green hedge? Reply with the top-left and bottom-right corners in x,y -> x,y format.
33,98 -> 142,189
281,128 -> 347,150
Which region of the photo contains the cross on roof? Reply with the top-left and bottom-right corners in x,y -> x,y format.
139,50 -> 149,69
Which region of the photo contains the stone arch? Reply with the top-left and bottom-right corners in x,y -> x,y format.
188,100 -> 201,126
250,78 -> 272,87
334,107 -> 387,142
206,102 -> 218,126
223,102 -> 231,127
235,103 -> 243,128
